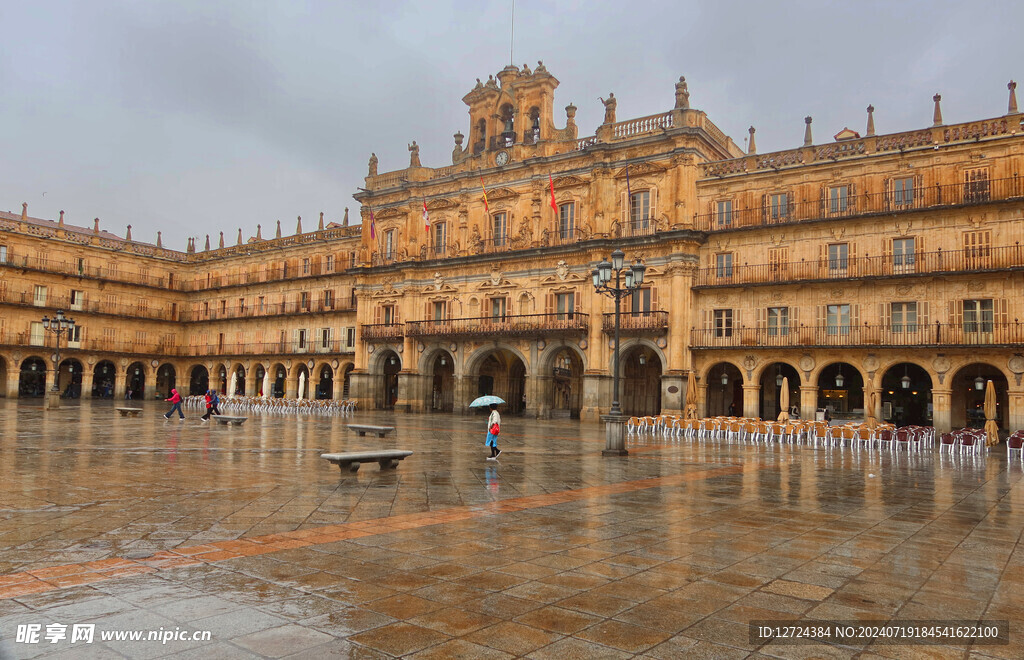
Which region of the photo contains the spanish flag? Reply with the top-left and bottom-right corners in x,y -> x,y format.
369,208 -> 376,240
549,173 -> 558,213
422,198 -> 430,233
480,176 -> 489,212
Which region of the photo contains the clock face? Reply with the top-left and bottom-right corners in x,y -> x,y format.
495,150 -> 510,166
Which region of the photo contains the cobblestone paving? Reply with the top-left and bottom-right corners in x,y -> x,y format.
0,399 -> 1022,658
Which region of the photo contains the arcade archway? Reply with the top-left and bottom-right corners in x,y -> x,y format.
229,365 -> 246,396
189,365 -> 209,395
19,357 -> 47,398
880,363 -> 932,426
378,350 -> 401,409
156,364 -> 176,398
622,345 -> 661,417
270,363 -> 286,398
951,363 -> 1007,430
427,351 -> 455,412
475,349 -> 526,414
93,361 -> 116,398
317,365 -> 334,400
125,362 -> 146,400
58,358 -> 83,399
253,364 -> 267,397
342,363 -> 355,399
0,357 -> 7,398
550,347 -> 583,418
759,362 -> 800,420
295,364 -> 311,399
705,362 -> 742,417
817,362 -> 864,420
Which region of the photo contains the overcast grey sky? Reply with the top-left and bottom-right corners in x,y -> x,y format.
1,1 -> 1021,250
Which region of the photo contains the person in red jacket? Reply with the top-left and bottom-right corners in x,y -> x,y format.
164,388 -> 185,420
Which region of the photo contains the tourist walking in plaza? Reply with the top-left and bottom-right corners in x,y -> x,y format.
163,388 -> 185,419
486,402 -> 501,459
200,389 -> 220,420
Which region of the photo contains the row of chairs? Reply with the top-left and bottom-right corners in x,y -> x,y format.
183,395 -> 357,417
939,428 -> 988,455
1007,430 -> 1024,460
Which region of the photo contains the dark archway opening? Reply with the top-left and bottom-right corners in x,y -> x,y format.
622,346 -> 662,417
125,362 -> 146,400
759,363 -> 801,420
880,363 -> 933,426
19,357 -> 47,398
951,364 -> 1008,430
429,352 -> 455,412
189,366 -> 209,396
93,361 -> 116,398
705,362 -> 743,417
817,363 -> 864,421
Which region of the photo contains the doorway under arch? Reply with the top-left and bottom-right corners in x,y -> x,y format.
428,351 -> 455,412
230,365 -> 246,396
0,357 -> 7,398
58,358 -> 84,399
622,345 -> 661,417
253,364 -> 267,397
156,364 -> 176,398
880,363 -> 932,426
476,349 -> 526,414
550,347 -> 583,418
295,364 -> 311,399
317,365 -> 334,400
342,363 -> 355,399
817,362 -> 864,421
270,363 -> 286,398
189,365 -> 209,395
19,357 -> 47,398
951,363 -> 1007,430
125,362 -> 146,400
759,362 -> 800,420
378,350 -> 401,409
93,360 -> 116,398
705,362 -> 743,417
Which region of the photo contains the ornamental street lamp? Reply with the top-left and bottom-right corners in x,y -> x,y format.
41,309 -> 75,409
592,249 -> 646,455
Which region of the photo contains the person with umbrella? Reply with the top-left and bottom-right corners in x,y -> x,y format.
471,395 -> 505,459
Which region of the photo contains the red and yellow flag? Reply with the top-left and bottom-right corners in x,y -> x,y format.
480,176 -> 489,212
549,173 -> 558,213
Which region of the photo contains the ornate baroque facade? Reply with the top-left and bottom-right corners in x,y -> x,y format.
2,65 -> 1023,433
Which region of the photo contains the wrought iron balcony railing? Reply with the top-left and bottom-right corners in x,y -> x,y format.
691,322 -> 1024,349
361,323 -> 404,342
602,311 -> 669,335
406,313 -> 589,339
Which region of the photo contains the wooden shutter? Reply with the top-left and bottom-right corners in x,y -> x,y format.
919,301 -> 929,327
949,300 -> 963,328
545,292 -> 554,315
816,305 -> 826,328
884,177 -> 891,209
761,193 -> 768,224
848,183 -> 857,212
851,304 -> 860,329
650,187 -> 657,225
883,238 -> 893,275
651,286 -> 659,311
374,306 -> 382,324
702,309 -> 709,330
734,309 -> 742,329
756,307 -> 767,329
790,307 -> 799,332
819,186 -> 826,216
996,299 -> 1008,325
881,303 -> 891,329
292,329 -> 299,352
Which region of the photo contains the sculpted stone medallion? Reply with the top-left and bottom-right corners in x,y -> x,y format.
799,355 -> 815,372
933,356 -> 951,374
1008,355 -> 1024,374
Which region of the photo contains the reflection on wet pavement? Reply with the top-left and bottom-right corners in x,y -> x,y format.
0,399 -> 1022,658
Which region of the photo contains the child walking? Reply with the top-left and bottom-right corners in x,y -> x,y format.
485,403 -> 501,459
163,388 -> 185,419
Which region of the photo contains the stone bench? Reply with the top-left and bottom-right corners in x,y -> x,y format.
115,407 -> 143,417
347,424 -> 396,438
214,415 -> 248,426
321,450 -> 413,472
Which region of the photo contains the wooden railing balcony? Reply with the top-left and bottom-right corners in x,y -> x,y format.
696,175 -> 1024,232
0,289 -> 182,322
0,252 -> 182,290
189,340 -> 355,356
406,313 -> 589,339
610,218 -> 658,239
179,299 -> 355,322
691,322 -> 1024,349
541,228 -> 588,247
361,323 -> 404,342
695,245 -> 1024,287
602,311 -> 669,335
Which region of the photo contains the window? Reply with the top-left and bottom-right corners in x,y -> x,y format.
384,230 -> 395,260
493,213 -> 507,246
893,177 -> 914,207
893,238 -> 916,269
768,247 -> 788,278
555,292 -> 575,320
631,287 -> 653,314
963,299 -> 994,334
297,329 -> 308,350
828,186 -> 848,214
964,168 -> 990,203
715,200 -> 732,227
238,297 -> 246,314
433,301 -> 447,321
33,285 -> 47,306
826,304 -> 851,335
70,290 -> 84,311
769,193 -> 789,222
282,261 -> 289,278
350,252 -> 357,268
0,245 -> 6,263
345,327 -> 356,350
715,253 -> 733,278
323,290 -> 334,309
559,203 -> 575,238
768,307 -> 789,336
219,299 -> 227,314
324,254 -> 334,273
258,296 -> 265,314
713,309 -> 733,337
629,191 -> 650,228
491,297 -> 507,320
963,230 -> 991,268
300,292 -> 309,311
891,302 -> 918,333
76,257 -> 84,275
203,301 -> 210,318
828,243 -> 848,271
320,328 -> 331,351
383,305 -> 397,325
302,258 -> 311,275
135,330 -> 147,347
30,321 -> 44,346
434,222 -> 447,253
69,325 -> 83,346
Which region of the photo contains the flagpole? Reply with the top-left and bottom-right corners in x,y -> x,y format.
510,0 -> 515,66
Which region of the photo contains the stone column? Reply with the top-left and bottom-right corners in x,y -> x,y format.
800,385 -> 818,421
742,384 -> 760,418
535,374 -> 553,419
113,367 -> 127,400
80,368 -> 94,400
245,370 -> 258,397
523,372 -> 541,418
1007,388 -> 1024,434
661,373 -> 684,416
396,372 -> 424,413
348,371 -> 374,410
332,373 -> 345,400
285,369 -> 298,399
5,367 -> 19,398
580,372 -> 604,422
696,383 -> 708,418
931,387 -> 952,434
453,374 -> 471,415
145,369 -> 157,400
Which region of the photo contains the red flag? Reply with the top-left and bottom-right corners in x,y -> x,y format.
480,176 -> 489,212
422,199 -> 430,233
369,208 -> 376,240
549,173 -> 558,213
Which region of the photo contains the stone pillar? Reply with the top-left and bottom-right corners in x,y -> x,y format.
661,372 -> 684,416
523,372 -> 541,418
332,373 -> 345,400
453,374 -> 472,415
742,384 -> 760,418
601,414 -> 628,456
113,367 -> 127,400
800,386 -> 818,421
245,371 -> 258,397
80,368 -> 94,400
931,387 -> 952,434
285,369 -> 298,399
1007,388 -> 1024,434
580,372 -> 604,421
5,367 -> 19,398
45,364 -> 59,409
696,383 -> 708,418
535,374 -> 553,419
349,371 -> 374,410
396,372 -> 424,413
145,369 -> 157,400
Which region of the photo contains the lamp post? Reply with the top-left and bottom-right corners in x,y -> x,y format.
592,249 -> 646,455
41,309 -> 75,410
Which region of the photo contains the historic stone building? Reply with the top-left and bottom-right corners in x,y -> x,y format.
2,64 -> 1023,433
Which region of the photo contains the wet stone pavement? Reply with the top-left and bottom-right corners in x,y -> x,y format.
0,399 -> 1022,659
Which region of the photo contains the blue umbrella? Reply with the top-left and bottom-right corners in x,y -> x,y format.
469,395 -> 505,408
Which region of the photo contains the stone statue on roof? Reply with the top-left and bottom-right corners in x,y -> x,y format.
368,152 -> 378,176
535,60 -> 547,74
675,76 -> 689,109
522,63 -> 531,76
408,141 -> 421,167
600,93 -> 617,124
486,75 -> 498,89
474,78 -> 483,90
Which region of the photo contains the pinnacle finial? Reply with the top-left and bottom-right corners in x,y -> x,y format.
256,224 -> 262,240
275,220 -> 282,239
932,93 -> 943,126
747,126 -> 756,155
204,234 -> 210,251
866,105 -> 876,137
1008,81 -> 1018,115
125,225 -> 132,241
58,210 -> 64,228
237,228 -> 242,245
803,116 -> 813,146
218,231 -> 224,248
318,211 -> 324,231
296,215 -> 302,235
157,231 -> 162,248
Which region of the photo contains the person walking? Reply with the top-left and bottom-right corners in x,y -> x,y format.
164,388 -> 185,419
209,389 -> 221,416
200,390 -> 214,421
485,403 -> 501,459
